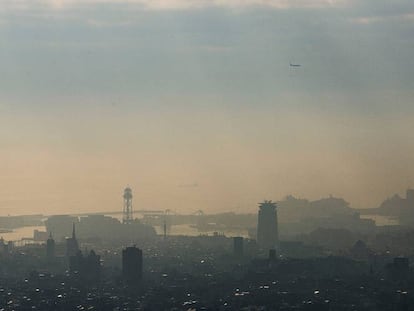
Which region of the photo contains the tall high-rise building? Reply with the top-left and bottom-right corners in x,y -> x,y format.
257,200 -> 279,251
233,237 -> 244,257
46,232 -> 55,259
66,223 -> 79,257
122,246 -> 143,284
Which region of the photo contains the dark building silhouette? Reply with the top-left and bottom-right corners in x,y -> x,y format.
0,238 -> 11,255
269,249 -> 277,260
163,220 -> 167,240
407,189 -> 414,203
0,237 -> 4,250
376,189 -> 414,216
44,215 -> 79,241
394,257 -> 409,270
386,257 -> 410,280
33,229 -> 48,241
122,246 -> 143,284
66,223 -> 79,257
70,250 -> 101,283
233,237 -> 244,257
46,214 -> 156,242
257,200 -> 279,251
46,232 -> 55,259
7,241 -> 13,254
350,240 -> 372,260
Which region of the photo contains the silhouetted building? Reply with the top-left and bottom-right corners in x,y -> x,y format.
49,214 -> 156,241
407,189 -> 414,203
269,249 -> 277,260
86,250 -> 101,282
257,200 -> 279,251
33,229 -> 48,241
46,232 -> 55,259
386,257 -> 410,280
70,250 -> 101,283
376,189 -> 414,219
0,238 -> 10,255
69,251 -> 83,272
122,246 -> 143,284
44,215 -> 79,241
163,220 -> 167,240
394,257 -> 409,272
66,223 -> 79,257
7,241 -> 13,253
350,240 -> 372,260
0,238 -> 13,255
233,237 -> 244,257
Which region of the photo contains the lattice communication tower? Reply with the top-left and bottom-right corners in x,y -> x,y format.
123,187 -> 133,224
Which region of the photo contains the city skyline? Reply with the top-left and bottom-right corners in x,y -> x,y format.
2,1 -> 414,310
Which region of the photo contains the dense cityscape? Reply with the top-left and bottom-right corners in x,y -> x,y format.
1,188 -> 414,310
3,0 -> 414,309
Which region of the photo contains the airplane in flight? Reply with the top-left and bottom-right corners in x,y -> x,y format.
290,62 -> 301,67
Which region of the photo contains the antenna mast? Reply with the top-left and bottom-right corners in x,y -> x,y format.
123,187 -> 133,224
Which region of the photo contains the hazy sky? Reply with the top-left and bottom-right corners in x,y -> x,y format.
1,0 -> 414,215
